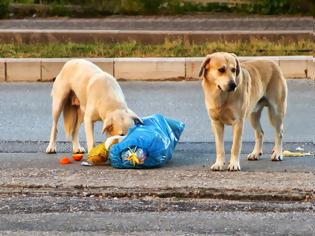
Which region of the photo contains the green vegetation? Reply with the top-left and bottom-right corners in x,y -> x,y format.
0,39 -> 313,58
2,0 -> 314,18
0,0 -> 10,17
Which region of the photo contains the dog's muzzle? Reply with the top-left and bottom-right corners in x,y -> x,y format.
227,81 -> 237,92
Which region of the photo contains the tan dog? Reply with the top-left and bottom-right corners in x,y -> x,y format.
46,59 -> 142,154
199,52 -> 287,171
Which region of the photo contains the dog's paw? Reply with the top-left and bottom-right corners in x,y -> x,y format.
228,161 -> 241,171
247,151 -> 262,161
271,151 -> 283,161
46,145 -> 56,154
73,146 -> 85,154
210,162 -> 224,171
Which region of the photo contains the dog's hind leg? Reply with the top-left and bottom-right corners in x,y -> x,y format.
46,87 -> 69,154
268,103 -> 285,161
247,104 -> 264,160
72,108 -> 85,154
265,70 -> 287,161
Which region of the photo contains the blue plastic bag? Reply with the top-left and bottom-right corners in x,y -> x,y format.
109,114 -> 185,169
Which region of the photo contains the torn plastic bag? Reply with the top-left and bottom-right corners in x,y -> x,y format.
109,114 -> 185,169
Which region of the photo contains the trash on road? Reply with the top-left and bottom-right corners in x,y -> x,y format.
283,150 -> 313,157
295,146 -> 304,152
80,114 -> 185,168
110,114 -> 185,169
82,135 -> 124,166
80,161 -> 92,166
59,157 -> 72,165
78,114 -> 184,168
72,154 -> 83,161
85,143 -> 108,165
121,147 -> 146,166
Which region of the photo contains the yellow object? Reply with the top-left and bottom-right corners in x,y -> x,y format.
87,143 -> 109,165
85,135 -> 125,166
126,149 -> 144,166
283,150 -> 313,157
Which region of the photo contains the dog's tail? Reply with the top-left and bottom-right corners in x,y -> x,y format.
63,97 -> 78,140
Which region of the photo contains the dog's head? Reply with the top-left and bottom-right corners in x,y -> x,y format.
102,109 -> 143,137
199,52 -> 240,92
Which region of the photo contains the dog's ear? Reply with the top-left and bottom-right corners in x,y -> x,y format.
127,109 -> 144,125
133,116 -> 144,125
102,117 -> 113,134
199,55 -> 212,78
231,53 -> 240,76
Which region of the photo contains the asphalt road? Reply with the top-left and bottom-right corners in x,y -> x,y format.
0,16 -> 312,31
0,150 -> 314,234
0,207 -> 314,235
0,14 -> 314,236
0,80 -> 314,144
0,80 -> 314,235
1,17 -> 312,44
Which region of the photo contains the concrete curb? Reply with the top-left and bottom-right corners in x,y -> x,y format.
0,56 -> 313,82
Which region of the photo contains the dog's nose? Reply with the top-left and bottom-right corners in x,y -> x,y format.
228,81 -> 237,92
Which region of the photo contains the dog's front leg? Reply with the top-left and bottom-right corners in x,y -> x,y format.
211,120 -> 225,171
84,117 -> 94,153
228,120 -> 244,171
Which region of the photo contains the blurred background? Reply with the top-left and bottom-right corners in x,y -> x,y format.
0,0 -> 314,17
0,0 -> 313,143
0,0 -> 313,59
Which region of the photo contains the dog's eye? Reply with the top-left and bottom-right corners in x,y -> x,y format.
231,68 -> 236,73
218,67 -> 225,73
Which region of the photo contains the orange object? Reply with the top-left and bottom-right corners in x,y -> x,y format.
60,157 -> 71,165
72,154 -> 84,161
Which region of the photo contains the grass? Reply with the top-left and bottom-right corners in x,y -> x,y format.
0,39 -> 313,58
3,0 -> 314,17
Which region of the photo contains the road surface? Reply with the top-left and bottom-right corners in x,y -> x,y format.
0,80 -> 314,143
0,16 -> 312,31
0,80 -> 314,235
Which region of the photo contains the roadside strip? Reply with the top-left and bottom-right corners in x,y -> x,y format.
0,29 -> 312,44
0,56 -> 314,82
0,167 -> 313,201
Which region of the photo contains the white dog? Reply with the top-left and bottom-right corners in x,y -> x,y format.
46,59 -> 142,154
